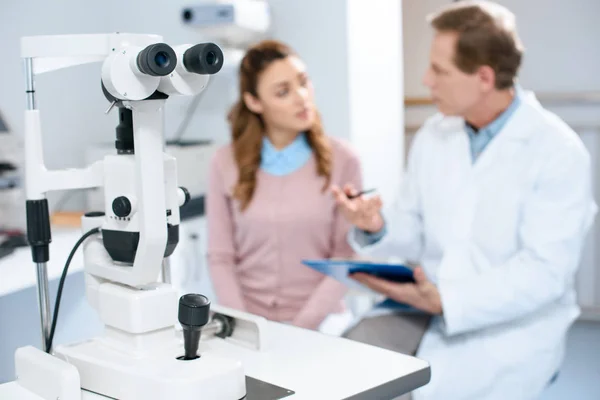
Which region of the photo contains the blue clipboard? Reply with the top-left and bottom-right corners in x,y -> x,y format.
301,259 -> 415,293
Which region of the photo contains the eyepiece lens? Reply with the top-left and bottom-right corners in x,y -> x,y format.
183,43 -> 224,75
155,51 -> 170,68
136,43 -> 176,77
206,51 -> 218,66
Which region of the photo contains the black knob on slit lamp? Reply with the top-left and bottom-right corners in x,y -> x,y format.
26,199 -> 51,263
112,196 -> 132,218
180,186 -> 191,206
178,294 -> 211,360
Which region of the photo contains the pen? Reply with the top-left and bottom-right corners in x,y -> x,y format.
346,188 -> 376,199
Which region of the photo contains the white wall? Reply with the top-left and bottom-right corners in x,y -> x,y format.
270,0 -> 404,203
346,0 -> 404,203
403,0 -> 600,97
0,1 -> 113,171
402,0 -> 600,310
268,0 -> 351,142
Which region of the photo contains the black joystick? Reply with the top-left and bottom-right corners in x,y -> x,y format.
178,294 -> 211,360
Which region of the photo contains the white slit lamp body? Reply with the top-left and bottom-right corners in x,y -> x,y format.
15,32 -> 245,400
0,33 -> 431,400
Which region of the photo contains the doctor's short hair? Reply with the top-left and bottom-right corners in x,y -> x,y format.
427,1 -> 524,90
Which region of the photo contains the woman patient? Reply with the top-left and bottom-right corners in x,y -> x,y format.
207,40 -> 362,330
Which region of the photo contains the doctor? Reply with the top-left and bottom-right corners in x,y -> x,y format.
333,1 -> 597,400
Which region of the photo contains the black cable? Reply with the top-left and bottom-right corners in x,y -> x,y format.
46,227 -> 101,353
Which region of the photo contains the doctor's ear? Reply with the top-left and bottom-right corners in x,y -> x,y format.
243,92 -> 264,114
477,65 -> 496,92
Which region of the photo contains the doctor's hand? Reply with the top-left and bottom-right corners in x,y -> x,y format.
351,267 -> 443,315
331,184 -> 384,233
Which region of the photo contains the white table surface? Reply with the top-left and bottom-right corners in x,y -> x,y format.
1,321 -> 431,399
0,227 -> 84,297
200,322 -> 431,399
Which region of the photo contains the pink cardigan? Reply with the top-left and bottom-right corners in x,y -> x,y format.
206,137 -> 362,329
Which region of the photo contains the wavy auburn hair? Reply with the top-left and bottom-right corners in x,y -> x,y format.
227,40 -> 332,211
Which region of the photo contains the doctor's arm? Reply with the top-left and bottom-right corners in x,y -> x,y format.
206,155 -> 246,311
345,133 -> 425,262
439,148 -> 597,336
292,155 -> 363,330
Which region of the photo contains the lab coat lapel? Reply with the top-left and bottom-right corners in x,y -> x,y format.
445,97 -> 533,250
433,132 -> 475,282
470,100 -> 532,182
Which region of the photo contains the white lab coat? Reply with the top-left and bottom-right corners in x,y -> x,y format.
349,91 -> 597,400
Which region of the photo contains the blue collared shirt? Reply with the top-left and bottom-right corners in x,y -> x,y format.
466,91 -> 521,162
260,133 -> 312,176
